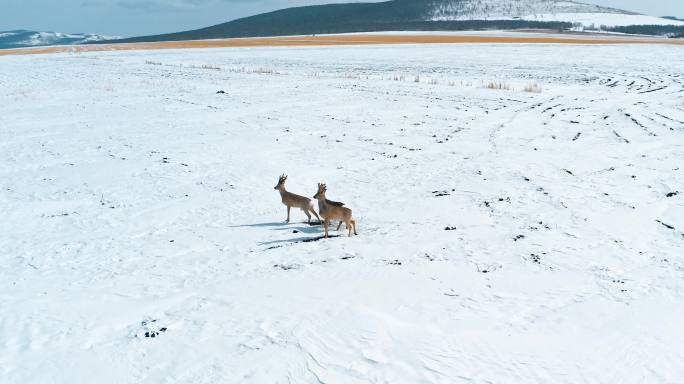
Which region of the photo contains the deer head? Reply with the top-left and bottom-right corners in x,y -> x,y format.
313,183 -> 327,199
274,174 -> 287,190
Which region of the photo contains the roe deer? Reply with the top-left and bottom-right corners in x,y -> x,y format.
313,183 -> 357,238
274,175 -> 320,223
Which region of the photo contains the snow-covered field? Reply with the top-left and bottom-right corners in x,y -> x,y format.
523,12 -> 684,27
1,42 -> 683,383
431,12 -> 684,27
428,0 -> 684,27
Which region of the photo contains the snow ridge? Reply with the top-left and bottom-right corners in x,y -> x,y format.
0,30 -> 116,49
426,0 -> 684,27
428,0 -> 629,20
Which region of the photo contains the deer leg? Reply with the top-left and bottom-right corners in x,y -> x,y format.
286,206 -> 291,223
302,208 -> 311,223
336,221 -> 343,231
351,219 -> 357,235
324,219 -> 329,238
310,208 -> 321,223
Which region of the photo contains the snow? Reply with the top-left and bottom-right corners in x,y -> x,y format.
0,30 -> 116,49
430,0 -> 624,20
523,13 -> 684,27
340,30 -> 671,40
428,0 -> 684,27
1,42 -> 684,383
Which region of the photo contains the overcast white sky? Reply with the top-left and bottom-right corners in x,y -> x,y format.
2,0 -> 683,37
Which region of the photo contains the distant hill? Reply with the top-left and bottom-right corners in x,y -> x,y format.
0,30 -> 114,49
104,0 -> 684,44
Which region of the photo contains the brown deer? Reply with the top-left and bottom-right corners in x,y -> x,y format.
313,183 -> 357,238
274,175 -> 320,223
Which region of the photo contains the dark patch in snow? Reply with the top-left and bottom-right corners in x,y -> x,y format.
613,130 -> 630,143
656,220 -> 675,230
274,264 -> 299,270
476,264 -> 500,274
44,212 -> 78,218
639,86 -> 667,94
302,235 -> 341,242
139,319 -> 168,339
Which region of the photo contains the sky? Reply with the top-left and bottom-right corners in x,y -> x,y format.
1,0 -> 683,37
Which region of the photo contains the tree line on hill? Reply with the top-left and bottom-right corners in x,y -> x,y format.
582,24 -> 684,38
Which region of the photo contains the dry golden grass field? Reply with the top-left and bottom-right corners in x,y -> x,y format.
1,33 -> 683,56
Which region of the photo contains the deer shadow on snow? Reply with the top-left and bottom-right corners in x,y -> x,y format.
259,232 -> 341,248
231,221 -> 338,247
230,221 -> 291,228
229,221 -> 290,228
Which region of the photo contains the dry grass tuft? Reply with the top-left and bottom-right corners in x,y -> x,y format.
485,82 -> 511,91
524,83 -> 543,93
226,66 -> 281,75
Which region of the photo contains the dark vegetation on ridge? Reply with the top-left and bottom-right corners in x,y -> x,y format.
105,20 -> 574,44
601,24 -> 684,38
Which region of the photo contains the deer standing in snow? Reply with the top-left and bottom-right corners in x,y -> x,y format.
274,175 -> 320,223
313,183 -> 358,238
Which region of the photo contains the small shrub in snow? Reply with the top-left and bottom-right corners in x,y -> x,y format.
524,83 -> 543,93
485,82 -> 511,91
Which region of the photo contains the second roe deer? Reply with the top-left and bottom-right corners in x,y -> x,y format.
313,183 -> 357,238
274,174 -> 320,223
